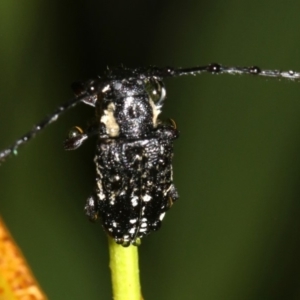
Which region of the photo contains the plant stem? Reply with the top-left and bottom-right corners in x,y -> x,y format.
108,236 -> 142,300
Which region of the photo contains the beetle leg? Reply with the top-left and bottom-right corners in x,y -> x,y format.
84,193 -> 100,222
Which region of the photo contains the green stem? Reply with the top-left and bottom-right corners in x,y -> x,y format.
108,236 -> 142,300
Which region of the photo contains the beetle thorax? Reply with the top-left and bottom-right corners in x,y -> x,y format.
99,78 -> 163,139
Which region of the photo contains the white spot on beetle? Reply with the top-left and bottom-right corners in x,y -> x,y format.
142,194 -> 152,202
101,102 -> 120,137
131,196 -> 138,207
102,84 -> 111,93
96,180 -> 106,200
159,212 -> 166,221
130,219 -> 137,224
129,227 -> 136,234
149,98 -> 161,127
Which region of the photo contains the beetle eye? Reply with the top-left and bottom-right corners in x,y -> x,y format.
145,78 -> 166,104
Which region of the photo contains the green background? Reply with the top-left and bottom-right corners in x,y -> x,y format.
1,1 -> 300,299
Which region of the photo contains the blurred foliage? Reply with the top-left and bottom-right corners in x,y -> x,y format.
0,218 -> 47,300
1,1 -> 300,299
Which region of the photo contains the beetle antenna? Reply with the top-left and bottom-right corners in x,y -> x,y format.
0,94 -> 87,162
151,63 -> 300,80
170,63 -> 300,80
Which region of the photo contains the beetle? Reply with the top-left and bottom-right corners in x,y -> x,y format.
1,64 -> 299,246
